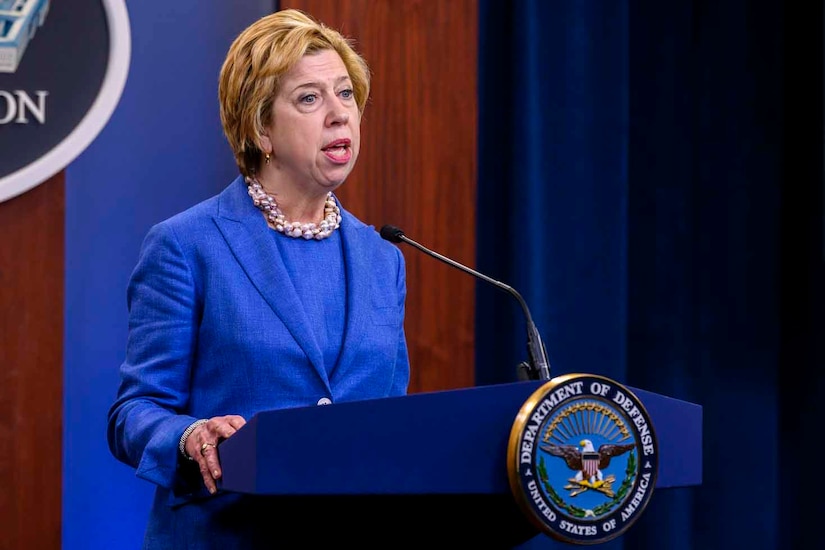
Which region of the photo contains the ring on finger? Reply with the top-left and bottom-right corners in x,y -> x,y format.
200,442 -> 216,456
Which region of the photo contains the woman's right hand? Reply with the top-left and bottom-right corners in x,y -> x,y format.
184,415 -> 247,494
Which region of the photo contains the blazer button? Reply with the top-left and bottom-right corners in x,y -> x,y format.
316,397 -> 332,406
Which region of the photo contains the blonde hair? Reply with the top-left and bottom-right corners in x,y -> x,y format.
218,9 -> 371,177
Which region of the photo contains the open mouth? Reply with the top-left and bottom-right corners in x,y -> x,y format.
322,139 -> 352,163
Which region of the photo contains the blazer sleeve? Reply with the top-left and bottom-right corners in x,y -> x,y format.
106,221 -> 203,493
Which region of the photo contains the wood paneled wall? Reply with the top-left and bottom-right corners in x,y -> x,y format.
0,173 -> 63,550
285,0 -> 478,393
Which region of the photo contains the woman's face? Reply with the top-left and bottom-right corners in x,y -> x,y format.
260,49 -> 361,196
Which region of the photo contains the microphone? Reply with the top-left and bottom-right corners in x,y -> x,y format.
380,224 -> 551,381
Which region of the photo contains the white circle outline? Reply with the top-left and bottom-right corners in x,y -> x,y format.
0,0 -> 131,203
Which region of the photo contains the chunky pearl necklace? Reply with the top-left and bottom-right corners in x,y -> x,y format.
246,176 -> 341,240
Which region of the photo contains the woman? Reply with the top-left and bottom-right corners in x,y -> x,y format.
107,9 -> 410,547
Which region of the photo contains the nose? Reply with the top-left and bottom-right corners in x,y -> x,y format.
326,105 -> 350,127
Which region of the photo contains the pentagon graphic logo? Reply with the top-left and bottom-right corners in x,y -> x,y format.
507,374 -> 658,544
0,0 -> 50,74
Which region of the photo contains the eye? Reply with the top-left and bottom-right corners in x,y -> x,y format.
340,89 -> 354,100
300,94 -> 317,104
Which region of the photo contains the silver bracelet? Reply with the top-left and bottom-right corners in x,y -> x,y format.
178,418 -> 208,460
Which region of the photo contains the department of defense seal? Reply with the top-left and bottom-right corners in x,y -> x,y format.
507,374 -> 658,545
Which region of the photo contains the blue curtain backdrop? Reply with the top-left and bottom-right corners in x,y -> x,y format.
478,1 -> 823,550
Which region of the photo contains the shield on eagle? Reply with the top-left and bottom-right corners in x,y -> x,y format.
582,451 -> 600,479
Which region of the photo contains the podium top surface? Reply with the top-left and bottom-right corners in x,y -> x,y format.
220,380 -> 701,496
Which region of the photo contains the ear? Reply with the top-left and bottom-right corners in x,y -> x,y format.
258,133 -> 273,156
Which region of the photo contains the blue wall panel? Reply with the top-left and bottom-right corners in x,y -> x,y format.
64,3 -> 273,548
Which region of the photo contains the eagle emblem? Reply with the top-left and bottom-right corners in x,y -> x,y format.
542,439 -> 634,497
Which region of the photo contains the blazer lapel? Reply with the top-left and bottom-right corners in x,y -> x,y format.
212,178 -> 330,389
331,214 -> 372,379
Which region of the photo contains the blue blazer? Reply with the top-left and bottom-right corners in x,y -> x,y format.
107,176 -> 410,547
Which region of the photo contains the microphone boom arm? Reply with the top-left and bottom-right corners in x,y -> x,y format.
394,233 -> 551,381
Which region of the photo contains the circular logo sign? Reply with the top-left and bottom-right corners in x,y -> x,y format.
507,374 -> 659,544
0,0 -> 130,203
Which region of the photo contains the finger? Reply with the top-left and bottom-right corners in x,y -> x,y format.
227,415 -> 247,430
197,455 -> 219,494
213,422 -> 238,441
211,415 -> 246,442
198,442 -> 222,489
203,416 -> 242,439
